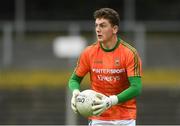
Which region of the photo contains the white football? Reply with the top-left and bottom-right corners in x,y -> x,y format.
76,89 -> 99,117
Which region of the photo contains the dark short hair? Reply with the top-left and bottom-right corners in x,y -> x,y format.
94,8 -> 120,27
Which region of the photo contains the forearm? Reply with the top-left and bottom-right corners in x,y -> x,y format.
68,72 -> 83,92
117,76 -> 142,103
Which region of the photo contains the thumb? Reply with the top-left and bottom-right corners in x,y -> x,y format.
73,89 -> 80,96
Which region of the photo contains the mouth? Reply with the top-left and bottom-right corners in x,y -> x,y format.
97,35 -> 102,38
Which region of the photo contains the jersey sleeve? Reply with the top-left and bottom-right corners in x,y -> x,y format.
74,48 -> 90,77
117,76 -> 142,103
126,50 -> 142,77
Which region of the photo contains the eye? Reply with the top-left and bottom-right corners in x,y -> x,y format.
100,24 -> 104,27
100,24 -> 107,28
95,23 -> 106,29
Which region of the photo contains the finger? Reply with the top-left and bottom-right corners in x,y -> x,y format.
71,103 -> 76,109
72,102 -> 76,107
71,97 -> 78,113
72,108 -> 78,113
92,104 -> 104,110
93,99 -> 103,105
73,94 -> 79,99
73,90 -> 80,96
93,107 -> 104,116
95,93 -> 104,99
71,101 -> 76,108
71,104 -> 78,113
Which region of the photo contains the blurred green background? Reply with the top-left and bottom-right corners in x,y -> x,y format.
0,0 -> 180,125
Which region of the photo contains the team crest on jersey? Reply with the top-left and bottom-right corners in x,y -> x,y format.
114,58 -> 120,66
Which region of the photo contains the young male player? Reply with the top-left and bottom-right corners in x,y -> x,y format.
68,8 -> 142,126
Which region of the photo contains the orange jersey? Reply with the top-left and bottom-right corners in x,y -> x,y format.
74,38 -> 142,120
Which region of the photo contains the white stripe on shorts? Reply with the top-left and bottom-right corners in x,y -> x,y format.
89,119 -> 135,126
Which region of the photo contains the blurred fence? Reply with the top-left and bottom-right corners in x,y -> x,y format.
0,20 -> 180,124
1,21 -> 180,68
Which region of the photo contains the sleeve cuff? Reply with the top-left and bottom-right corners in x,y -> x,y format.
109,95 -> 118,105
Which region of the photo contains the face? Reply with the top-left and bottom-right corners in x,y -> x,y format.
95,18 -> 118,43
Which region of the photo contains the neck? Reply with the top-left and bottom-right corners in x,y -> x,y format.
101,36 -> 118,49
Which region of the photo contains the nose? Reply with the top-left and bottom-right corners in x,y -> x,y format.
96,25 -> 100,33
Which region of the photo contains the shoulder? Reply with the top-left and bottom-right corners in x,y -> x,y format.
120,40 -> 138,55
78,41 -> 99,60
82,41 -> 99,54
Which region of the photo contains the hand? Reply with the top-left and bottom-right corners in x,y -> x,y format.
71,89 -> 80,113
92,93 -> 118,116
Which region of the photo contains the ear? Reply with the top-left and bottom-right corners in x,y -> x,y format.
113,25 -> 119,34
